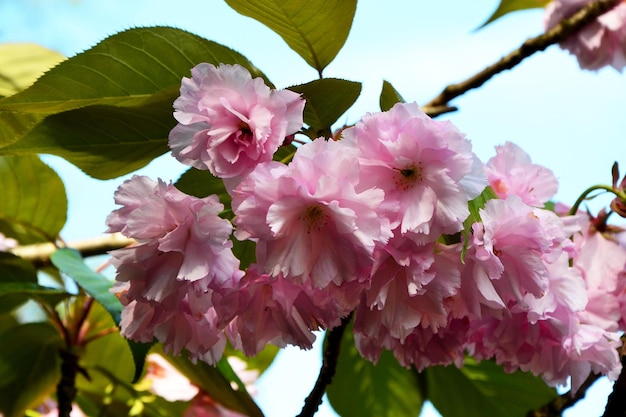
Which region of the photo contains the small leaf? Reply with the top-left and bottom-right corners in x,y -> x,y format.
51,248 -> 122,325
379,80 -> 406,112
478,0 -> 550,28
0,322 -> 64,417
460,186 -> 498,262
175,167 -> 230,203
288,78 -> 361,137
232,237 -> 256,271
0,43 -> 65,98
224,0 -> 357,73
153,344 -> 265,417
327,324 -> 424,417
426,357 -> 557,417
0,26 -> 270,114
274,143 -> 297,164
0,155 -> 67,243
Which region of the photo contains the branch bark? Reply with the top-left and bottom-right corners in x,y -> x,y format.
9,233 -> 134,267
527,372 -> 601,417
421,0 -> 621,116
296,314 -> 351,417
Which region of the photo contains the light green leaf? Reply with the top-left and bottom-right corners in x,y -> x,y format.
379,80 -> 406,112
0,155 -> 67,243
327,325 -> 424,417
0,43 -> 65,98
0,26 -> 270,114
154,345 -> 265,417
0,94 -> 175,179
224,0 -> 357,73
51,248 -> 122,325
0,322 -> 64,417
288,78 -> 361,138
426,358 -> 557,417
0,111 -> 42,148
479,0 -> 550,28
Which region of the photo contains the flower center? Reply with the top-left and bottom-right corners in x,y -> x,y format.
394,163 -> 423,191
301,204 -> 329,233
236,121 -> 253,144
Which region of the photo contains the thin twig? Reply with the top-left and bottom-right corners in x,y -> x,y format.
422,0 -> 622,116
9,233 -> 135,267
526,372 -> 601,417
296,314 -> 352,417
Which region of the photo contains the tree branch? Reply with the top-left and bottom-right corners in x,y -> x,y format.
527,372 -> 602,417
602,339 -> 626,417
421,0 -> 621,116
296,314 -> 351,417
9,233 -> 134,267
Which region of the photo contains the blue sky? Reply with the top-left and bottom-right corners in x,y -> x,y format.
1,1 -> 624,416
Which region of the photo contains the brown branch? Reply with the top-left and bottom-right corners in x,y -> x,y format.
602,339 -> 626,417
421,0 -> 622,116
9,233 -> 134,267
526,372 -> 602,417
296,314 -> 352,417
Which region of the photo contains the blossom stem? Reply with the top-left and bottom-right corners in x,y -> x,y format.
422,0 -> 622,116
296,314 -> 352,417
569,184 -> 626,215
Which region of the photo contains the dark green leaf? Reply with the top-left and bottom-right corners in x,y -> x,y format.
0,322 -> 64,417
0,94 -> 174,179
478,0 -> 550,28
224,0 -> 357,73
288,78 -> 361,137
0,282 -> 70,309
0,155 -> 67,243
274,143 -> 297,164
127,340 -> 155,383
232,237 -> 256,270
379,80 -> 406,112
154,345 -> 264,417
0,252 -> 38,313
426,357 -> 557,417
176,167 -> 230,202
0,26 -> 270,114
51,248 -> 122,325
327,324 -> 424,417
0,43 -> 65,98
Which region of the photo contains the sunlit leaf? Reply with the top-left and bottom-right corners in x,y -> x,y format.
0,322 -> 64,417
51,248 -> 122,325
224,343 -> 280,376
327,324 -> 424,417
154,344 -> 264,417
426,358 -> 557,417
288,78 -> 361,138
0,26 -> 270,114
224,0 -> 357,73
478,0 -> 550,28
379,80 -> 406,112
0,155 -> 67,243
0,43 -> 65,98
0,111 -> 42,148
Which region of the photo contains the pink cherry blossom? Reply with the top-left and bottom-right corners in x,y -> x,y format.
545,0 -> 626,71
341,102 -> 486,243
485,141 -> 558,206
169,63 -> 304,179
232,138 -> 392,288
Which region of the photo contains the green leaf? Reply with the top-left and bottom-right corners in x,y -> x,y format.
232,237 -> 256,270
224,343 -> 279,376
274,143 -> 297,164
154,345 -> 265,417
379,80 -> 406,112
0,94 -> 175,179
51,248 -> 122,325
0,111 -> 42,148
478,0 -> 550,28
426,357 -> 557,417
288,78 -> 361,138
175,167 -> 230,202
0,155 -> 67,243
127,340 -> 155,383
0,322 -> 64,417
224,0 -> 357,73
0,26 -> 271,114
460,186 -> 498,262
327,324 -> 424,417
0,252 -> 38,313
0,43 -> 65,98
0,282 -> 70,309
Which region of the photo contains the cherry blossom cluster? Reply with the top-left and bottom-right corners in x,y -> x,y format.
545,0 -> 626,71
107,63 -> 626,392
